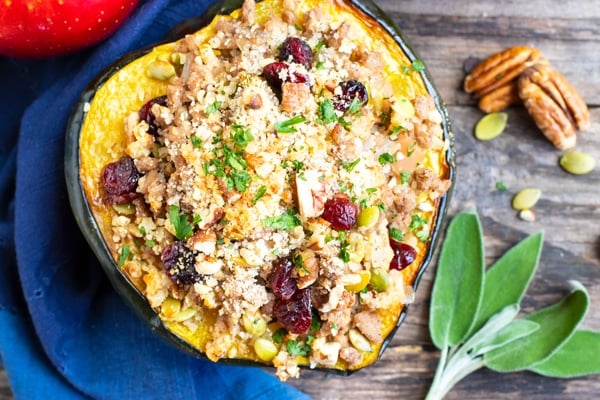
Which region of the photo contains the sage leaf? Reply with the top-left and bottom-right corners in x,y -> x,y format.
484,281 -> 590,372
473,319 -> 539,356
461,304 -> 520,355
430,209 -> 485,349
473,232 -> 543,333
530,330 -> 600,378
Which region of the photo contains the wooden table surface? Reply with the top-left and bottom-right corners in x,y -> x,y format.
1,0 -> 599,399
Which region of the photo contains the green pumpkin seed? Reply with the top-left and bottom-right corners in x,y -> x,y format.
348,328 -> 373,352
112,203 -> 136,215
511,188 -> 541,211
357,206 -> 380,228
369,267 -> 390,292
147,60 -> 176,81
559,151 -> 596,175
474,112 -> 508,141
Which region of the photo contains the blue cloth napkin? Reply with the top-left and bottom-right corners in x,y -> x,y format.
0,1 -> 311,399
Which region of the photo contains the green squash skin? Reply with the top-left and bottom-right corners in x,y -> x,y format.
65,0 -> 455,375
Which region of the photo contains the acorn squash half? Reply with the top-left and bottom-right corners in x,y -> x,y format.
65,0 -> 454,379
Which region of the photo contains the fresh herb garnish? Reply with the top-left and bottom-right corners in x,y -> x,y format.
117,245 -> 132,267
411,59 -> 425,72
232,125 -> 253,148
252,186 -> 267,205
389,227 -> 404,242
286,339 -> 310,357
272,328 -> 287,344
262,209 -> 301,231
341,158 -> 360,172
426,210 -> 599,399
347,97 -> 364,115
191,135 -> 203,148
145,239 -> 155,248
275,115 -> 306,133
496,181 -> 508,191
168,204 -> 194,241
401,171 -> 412,184
338,231 -> 350,263
205,100 -> 222,115
409,214 -> 427,231
378,152 -> 396,165
317,99 -> 337,124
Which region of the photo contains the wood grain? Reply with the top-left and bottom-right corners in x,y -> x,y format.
2,0 -> 599,399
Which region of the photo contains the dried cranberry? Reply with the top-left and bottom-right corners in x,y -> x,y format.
273,287 -> 312,334
389,239 -> 417,271
333,80 -> 368,112
161,241 -> 200,286
278,37 -> 313,69
101,156 -> 142,204
262,61 -> 309,89
267,256 -> 298,300
138,95 -> 167,136
321,193 -> 358,230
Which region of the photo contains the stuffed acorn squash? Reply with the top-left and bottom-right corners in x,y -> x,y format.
66,0 -> 454,380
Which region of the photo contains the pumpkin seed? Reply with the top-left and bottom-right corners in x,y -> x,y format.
357,206 -> 380,228
474,112 -> 508,141
112,203 -> 136,215
559,151 -> 596,175
160,297 -> 181,319
512,188 -> 541,211
369,268 -> 390,292
348,328 -> 373,352
147,60 -> 176,81
342,270 -> 371,293
254,337 -> 278,361
242,313 -> 267,336
172,308 -> 197,322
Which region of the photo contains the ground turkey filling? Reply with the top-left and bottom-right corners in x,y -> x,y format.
99,0 -> 450,380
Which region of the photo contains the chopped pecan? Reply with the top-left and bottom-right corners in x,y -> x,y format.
477,81 -> 520,113
464,46 -> 545,98
518,64 -> 590,150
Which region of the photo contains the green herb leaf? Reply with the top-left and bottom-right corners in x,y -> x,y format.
378,152 -> 396,165
389,227 -> 404,242
272,328 -> 287,344
262,209 -> 301,231
317,99 -> 337,124
341,158 -> 360,172
496,181 -> 508,191
484,281 -> 590,372
205,100 -> 222,115
191,135 -> 203,148
473,319 -> 540,357
286,339 -> 310,357
232,125 -> 253,148
252,186 -> 267,205
473,232 -> 543,333
118,245 -> 132,268
168,204 -> 194,241
429,209 -> 485,349
275,115 -> 306,133
347,97 -> 364,114
400,171 -> 412,184
529,330 -> 600,378
411,59 -> 425,72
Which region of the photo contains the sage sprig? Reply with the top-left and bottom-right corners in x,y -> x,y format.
426,209 -> 600,399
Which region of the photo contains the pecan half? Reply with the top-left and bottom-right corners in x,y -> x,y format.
477,81 -> 520,113
518,64 -> 590,150
464,46 -> 545,98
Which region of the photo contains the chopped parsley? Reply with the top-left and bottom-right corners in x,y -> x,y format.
262,209 -> 301,231
411,59 -> 425,72
274,115 -> 306,133
139,226 -> 147,236
232,125 -> 253,149
314,41 -> 326,52
252,186 -> 267,205
145,239 -> 156,248
407,141 -> 417,157
227,170 -> 251,192
317,99 -> 337,124
286,339 -> 311,357
191,135 -> 203,148
378,152 -> 396,165
401,171 -> 412,184
338,231 -> 350,263
416,227 -> 430,242
347,97 -> 364,115
389,125 -> 407,135
316,61 -> 325,70
496,181 -> 508,191
341,158 -> 360,172
205,100 -> 222,115
389,227 -> 404,242
409,214 -> 428,231
117,245 -> 132,268
272,328 -> 287,344
310,312 -> 322,333
168,204 -> 194,241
